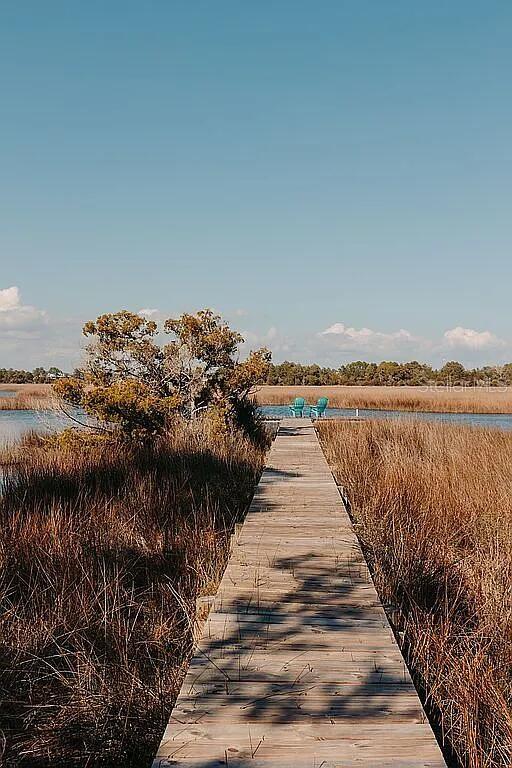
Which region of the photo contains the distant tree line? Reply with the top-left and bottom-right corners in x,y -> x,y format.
0,367 -> 66,384
6,359 -> 512,387
265,360 -> 512,387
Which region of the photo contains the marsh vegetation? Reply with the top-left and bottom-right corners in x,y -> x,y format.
319,419 -> 512,768
0,420 -> 266,766
258,384 -> 512,414
0,309 -> 272,765
0,385 -> 56,411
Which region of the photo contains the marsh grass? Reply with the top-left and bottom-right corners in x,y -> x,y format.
257,385 -> 512,414
0,385 -> 55,411
3,384 -> 512,414
318,419 -> 512,768
0,420 -> 266,766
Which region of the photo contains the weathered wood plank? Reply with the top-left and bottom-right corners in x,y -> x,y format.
152,419 -> 446,767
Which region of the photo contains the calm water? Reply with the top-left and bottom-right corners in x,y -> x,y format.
0,410 -> 75,446
0,390 -> 16,398
1,406 -> 512,448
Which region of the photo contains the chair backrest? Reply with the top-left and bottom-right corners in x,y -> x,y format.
293,397 -> 305,408
316,397 -> 329,411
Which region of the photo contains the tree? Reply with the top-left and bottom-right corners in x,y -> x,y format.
32,367 -> 48,383
401,361 -> 432,386
47,367 -> 64,379
339,361 -> 372,384
502,364 -> 512,385
375,361 -> 402,385
438,361 -> 467,385
54,309 -> 271,439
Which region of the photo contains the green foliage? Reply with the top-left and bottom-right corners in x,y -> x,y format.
439,360 -> 467,384
266,361 -> 340,386
164,309 -> 242,369
82,381 -> 181,437
0,367 -> 65,384
263,360 -> 510,387
54,309 -> 271,439
44,427 -> 114,451
503,363 -> 512,384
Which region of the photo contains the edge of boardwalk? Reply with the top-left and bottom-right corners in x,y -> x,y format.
152,418 -> 447,768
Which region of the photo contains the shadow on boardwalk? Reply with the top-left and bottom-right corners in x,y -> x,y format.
153,420 -> 446,768
177,550 -> 418,723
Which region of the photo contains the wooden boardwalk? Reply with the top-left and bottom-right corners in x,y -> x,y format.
153,419 -> 446,767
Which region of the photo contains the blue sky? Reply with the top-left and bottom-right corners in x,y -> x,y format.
1,1 -> 511,369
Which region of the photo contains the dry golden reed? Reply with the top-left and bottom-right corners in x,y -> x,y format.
0,420 -> 266,766
318,418 -> 512,768
0,384 -> 55,410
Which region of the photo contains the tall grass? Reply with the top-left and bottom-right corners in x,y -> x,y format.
256,385 -> 512,413
0,421 -> 266,766
0,385 -> 55,411
318,419 -> 512,768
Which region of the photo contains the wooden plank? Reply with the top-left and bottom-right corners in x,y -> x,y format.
152,419 -> 446,767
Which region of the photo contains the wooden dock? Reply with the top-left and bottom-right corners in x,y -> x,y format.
153,419 -> 446,767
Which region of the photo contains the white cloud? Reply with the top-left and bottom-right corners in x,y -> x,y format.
321,322 -> 419,352
317,321 -> 510,366
0,286 -> 85,370
0,286 -> 21,311
443,326 -> 505,350
0,286 -> 47,332
2,289 -> 511,372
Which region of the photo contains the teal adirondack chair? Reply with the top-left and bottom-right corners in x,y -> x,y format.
310,397 -> 329,418
289,397 -> 305,417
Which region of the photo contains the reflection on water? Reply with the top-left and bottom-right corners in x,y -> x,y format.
1,405 -> 512,449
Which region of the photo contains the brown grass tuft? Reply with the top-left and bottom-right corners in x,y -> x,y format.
318,419 -> 512,767
0,420 -> 267,766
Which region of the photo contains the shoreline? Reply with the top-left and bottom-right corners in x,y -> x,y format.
4,383 -> 512,415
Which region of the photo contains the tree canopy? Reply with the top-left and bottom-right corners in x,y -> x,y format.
54,309 -> 271,438
0,367 -> 65,384
263,360 -> 512,387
